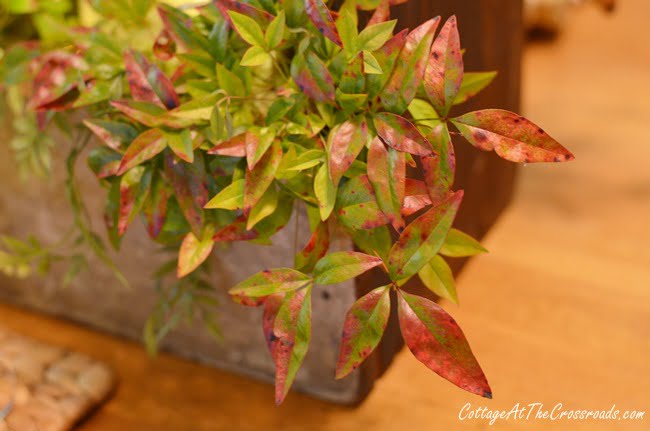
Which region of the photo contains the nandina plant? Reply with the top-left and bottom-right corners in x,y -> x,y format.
0,0 -> 573,404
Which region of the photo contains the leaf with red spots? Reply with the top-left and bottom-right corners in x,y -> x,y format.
83,119 -> 138,152
111,100 -> 187,129
291,50 -> 336,104
451,110 -> 574,163
142,172 -> 168,239
380,17 -> 439,114
245,129 -> 276,170
374,112 -> 434,156
402,179 -> 433,216
336,175 -> 389,230
336,285 -> 390,379
124,50 -> 180,110
422,122 -> 455,204
117,128 -> 167,176
387,190 -> 463,280
229,268 -> 312,299
397,290 -> 491,398
243,140 -> 283,216
212,216 -> 259,242
29,51 -> 87,110
424,15 -> 463,116
273,286 -> 312,405
328,117 -> 368,186
262,293 -> 284,356
313,251 -> 383,285
177,231 -> 214,278
207,133 -> 247,157
366,29 -> 407,100
214,0 -> 273,27
368,137 -> 405,232
117,166 -> 151,237
164,152 -> 209,237
305,0 -> 342,47
295,222 -> 330,273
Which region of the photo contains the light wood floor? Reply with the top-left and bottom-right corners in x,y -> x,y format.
1,1 -> 649,430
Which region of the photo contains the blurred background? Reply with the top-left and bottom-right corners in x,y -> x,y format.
0,0 -> 648,430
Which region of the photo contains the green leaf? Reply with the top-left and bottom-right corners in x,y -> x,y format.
418,255 -> 458,304
216,64 -> 246,97
451,110 -> 574,163
117,128 -> 166,175
335,285 -> 390,379
295,223 -> 330,273
440,228 -> 488,257
265,10 -> 286,49
454,71 -> 497,105
335,10 -> 359,57
273,287 -> 312,404
358,20 -> 396,52
388,191 -> 463,280
314,163 -> 336,221
243,140 -> 283,216
422,122 -> 455,203
177,231 -> 214,278
241,45 -> 272,67
245,128 -> 276,170
204,179 -> 245,210
247,184 -> 279,230
362,50 -> 382,74
313,251 -> 383,285
165,129 -> 194,163
284,149 -> 325,171
229,268 -> 312,301
397,290 -> 491,398
407,98 -> 441,130
228,10 -> 267,48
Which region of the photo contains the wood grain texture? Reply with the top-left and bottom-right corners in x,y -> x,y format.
0,0 -> 649,429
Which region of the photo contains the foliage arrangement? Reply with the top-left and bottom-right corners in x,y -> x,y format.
0,0 -> 573,404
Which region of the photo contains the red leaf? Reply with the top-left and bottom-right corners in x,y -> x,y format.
124,50 -> 179,110
422,122 -> 455,204
273,288 -> 312,405
83,119 -> 138,152
397,290 -> 491,398
305,0 -> 342,47
29,51 -> 86,110
243,140 -> 283,216
336,285 -> 391,379
117,128 -> 167,176
212,216 -> 259,242
374,112 -> 434,156
292,51 -> 336,104
118,178 -> 136,236
164,152 -> 209,237
366,29 -> 408,100
424,15 -> 464,116
451,109 -> 575,163
403,179 -> 433,216
143,173 -> 168,239
295,223 -> 330,273
262,293 -> 285,356
214,0 -> 273,26
153,29 -> 176,61
368,0 -> 390,25
380,18 -> 439,114
336,175 -> 390,231
207,133 -> 247,157
328,117 -> 368,186
368,137 -> 405,232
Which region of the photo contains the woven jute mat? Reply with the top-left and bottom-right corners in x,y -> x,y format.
0,326 -> 114,431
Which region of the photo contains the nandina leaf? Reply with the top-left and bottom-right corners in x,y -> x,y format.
245,129 -> 276,170
358,19 -> 396,52
397,290 -> 491,398
367,0 -> 390,26
164,152 -> 209,237
229,268 -> 312,299
273,287 -> 312,405
440,228 -> 487,257
212,216 -> 259,242
157,4 -> 210,51
216,64 -> 246,97
335,285 -> 390,379
177,231 -> 214,278
254,192 -> 294,240
284,149 -> 325,171
295,222 -> 330,273
336,175 -> 389,230
153,29 -> 176,61
124,49 -> 180,110
328,117 -> 368,186
403,179 -> 433,216
339,53 -> 365,94
388,190 -> 463,280
451,110 -> 575,163
83,119 -> 138,152
204,179 -> 244,210
424,15 -> 463,116
247,184 -> 279,229
313,251 -> 383,285
143,172 -> 168,239
418,255 -> 457,304
368,137 -> 405,232
29,51 -> 86,110
262,293 -> 284,356
380,17 -> 439,114
243,140 -> 283,216
422,122 -> 455,203
117,170 -> 139,236
336,10 -> 358,58
214,0 -> 273,27
453,71 -> 497,105
314,163 -> 336,221
374,112 -> 434,156
110,100 -> 177,128
407,98 -> 441,129
366,29 -> 407,100
207,133 -> 247,157
266,10 -> 286,49
88,148 -> 122,179
228,11 -> 266,47
117,128 -> 166,176
305,0 -> 342,47
291,51 -> 336,104
165,129 -> 194,163
241,45 -> 271,66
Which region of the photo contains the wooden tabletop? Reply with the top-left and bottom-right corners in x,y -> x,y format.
1,1 -> 649,430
